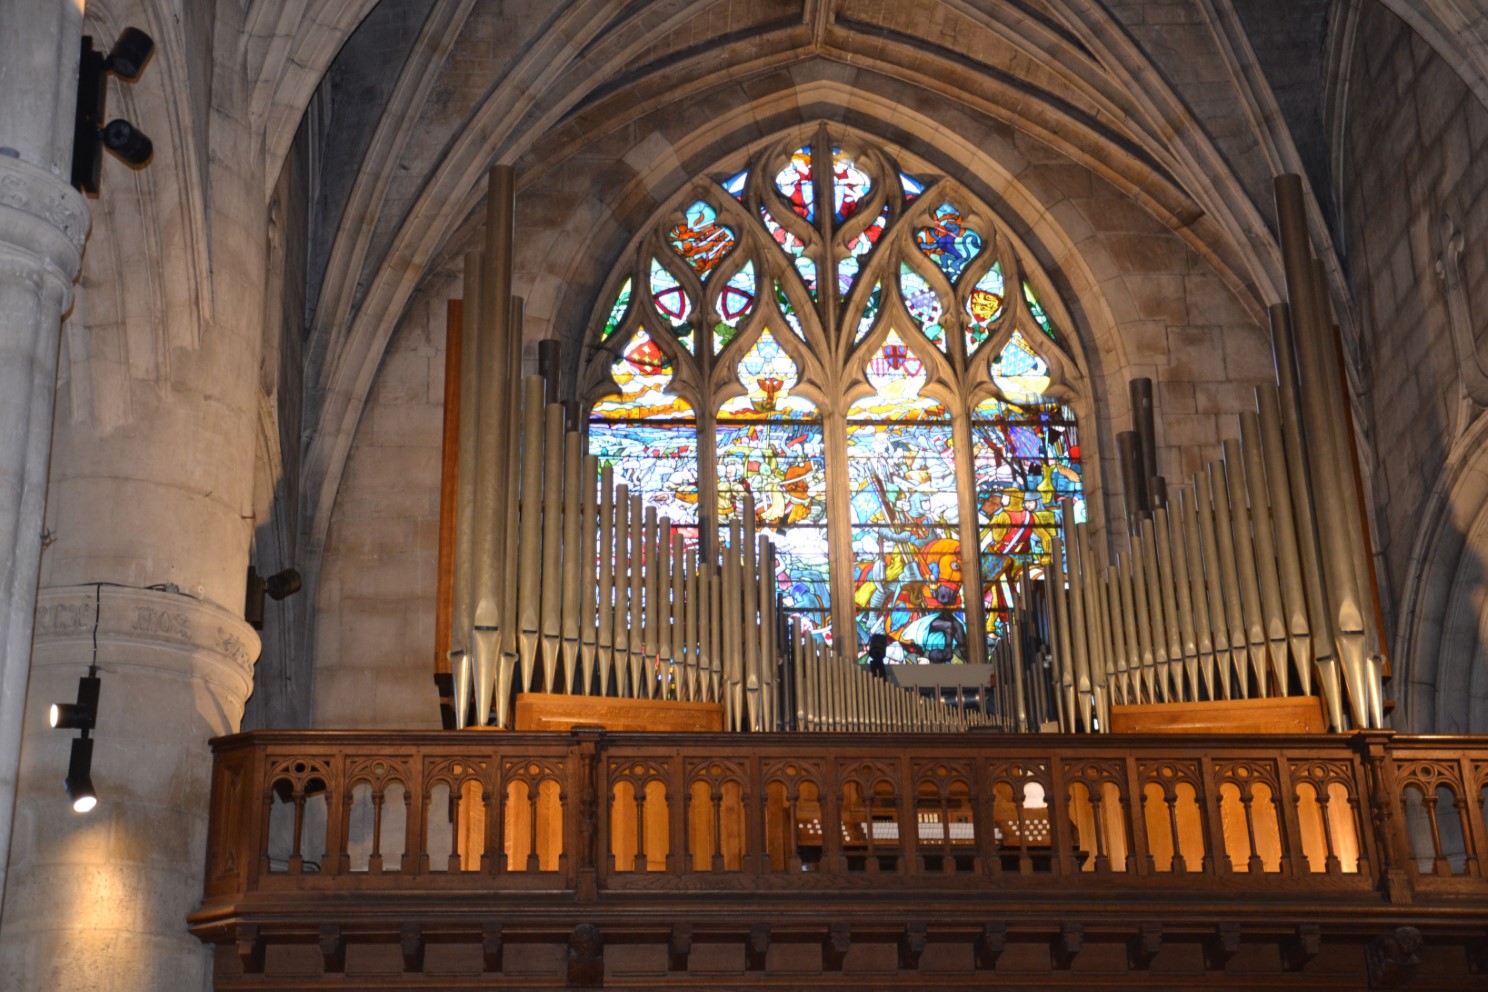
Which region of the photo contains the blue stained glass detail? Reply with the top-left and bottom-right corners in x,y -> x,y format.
915,202 -> 983,284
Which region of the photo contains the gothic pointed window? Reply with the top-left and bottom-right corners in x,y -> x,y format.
585,131 -> 1084,664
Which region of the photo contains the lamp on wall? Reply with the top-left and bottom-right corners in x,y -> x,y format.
51,584 -> 105,813
63,738 -> 97,814
71,27 -> 156,193
245,565 -> 302,629
52,671 -> 102,814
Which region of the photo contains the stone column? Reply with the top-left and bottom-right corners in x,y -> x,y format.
0,6 -> 270,989
0,586 -> 256,991
0,0 -> 87,921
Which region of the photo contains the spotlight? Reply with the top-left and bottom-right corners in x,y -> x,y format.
245,566 -> 302,629
70,28 -> 156,193
101,119 -> 152,165
64,737 -> 97,814
49,674 -> 100,731
104,27 -> 154,81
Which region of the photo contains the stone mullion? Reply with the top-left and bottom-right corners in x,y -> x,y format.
952,406 -> 988,667
824,409 -> 858,662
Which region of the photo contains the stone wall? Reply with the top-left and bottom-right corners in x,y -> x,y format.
1342,3 -> 1488,641
313,278 -> 454,729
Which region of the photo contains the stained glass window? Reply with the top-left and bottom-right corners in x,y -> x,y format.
774,147 -> 814,221
590,329 -> 699,525
899,263 -> 946,352
649,258 -> 694,352
847,333 -> 963,660
839,206 -> 888,299
668,200 -> 735,278
832,148 -> 871,221
602,279 -> 631,341
1024,280 -> 1056,338
965,262 -> 1005,354
588,132 -> 1082,661
915,202 -> 983,283
973,396 -> 1081,638
714,261 -> 756,353
717,331 -> 829,633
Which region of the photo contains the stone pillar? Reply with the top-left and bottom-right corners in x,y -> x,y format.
0,586 -> 257,991
0,0 -> 87,920
0,6 -> 270,988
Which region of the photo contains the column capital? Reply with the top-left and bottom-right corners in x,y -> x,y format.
0,153 -> 88,288
32,584 -> 261,710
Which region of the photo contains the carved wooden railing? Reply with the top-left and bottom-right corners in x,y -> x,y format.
198,730 -> 1488,909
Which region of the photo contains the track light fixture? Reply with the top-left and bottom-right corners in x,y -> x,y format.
70,28 -> 156,193
52,584 -> 105,813
49,673 -> 100,731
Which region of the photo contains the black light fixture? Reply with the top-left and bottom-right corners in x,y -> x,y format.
71,27 -> 156,194
64,738 -> 97,814
52,584 -> 105,814
245,565 -> 303,629
49,673 -> 100,731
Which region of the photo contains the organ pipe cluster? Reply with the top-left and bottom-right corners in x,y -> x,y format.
788,619 -> 996,732
1038,175 -> 1386,734
446,168 -> 967,733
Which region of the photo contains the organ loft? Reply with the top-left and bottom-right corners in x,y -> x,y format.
2,1 -> 1488,989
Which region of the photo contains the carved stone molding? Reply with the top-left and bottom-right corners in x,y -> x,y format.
0,154 -> 87,288
32,584 -> 260,708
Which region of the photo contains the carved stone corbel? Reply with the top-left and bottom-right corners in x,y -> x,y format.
319,924 -> 344,974
898,922 -> 928,970
975,922 -> 1007,970
401,923 -> 424,973
1206,923 -> 1241,970
746,923 -> 771,971
1053,923 -> 1083,969
1285,924 -> 1321,971
483,922 -> 503,973
1128,923 -> 1162,969
235,924 -> 263,974
1366,926 -> 1422,988
823,922 -> 851,971
568,923 -> 604,987
669,923 -> 692,972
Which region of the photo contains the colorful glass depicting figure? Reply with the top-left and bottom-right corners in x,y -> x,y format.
915,202 -> 983,283
589,329 -> 699,523
965,262 -> 1005,354
973,399 -> 1081,634
832,147 -> 871,222
668,200 -> 735,278
847,334 -> 964,660
717,330 -> 829,631
774,146 -> 814,221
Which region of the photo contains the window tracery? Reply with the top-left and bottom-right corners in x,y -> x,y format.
584,131 -> 1084,663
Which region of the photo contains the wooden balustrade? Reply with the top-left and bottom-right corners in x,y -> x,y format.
199,730 -> 1488,906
